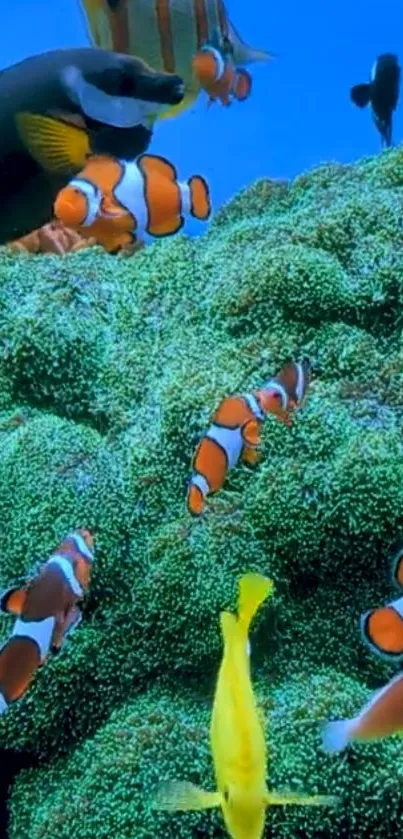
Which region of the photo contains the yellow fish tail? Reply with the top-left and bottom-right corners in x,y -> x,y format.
266,791 -> 339,808
151,780 -> 221,812
238,573 -> 274,634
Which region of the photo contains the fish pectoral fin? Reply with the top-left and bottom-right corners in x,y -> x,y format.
265,790 -> 339,808
151,780 -> 222,812
0,585 -> 27,615
100,195 -> 126,218
241,446 -> 262,466
350,83 -> 371,108
50,603 -> 83,652
241,418 -> 261,447
15,112 -> 90,173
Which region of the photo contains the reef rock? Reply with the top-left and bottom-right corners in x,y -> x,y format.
3,147 -> 403,838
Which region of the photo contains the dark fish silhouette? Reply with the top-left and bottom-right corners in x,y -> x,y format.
0,47 -> 184,243
351,53 -> 400,147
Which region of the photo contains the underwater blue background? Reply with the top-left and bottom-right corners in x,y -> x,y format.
1,0 -> 403,234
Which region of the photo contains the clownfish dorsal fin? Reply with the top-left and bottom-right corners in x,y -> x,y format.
82,155 -> 124,192
15,112 -> 90,174
0,585 -> 28,615
137,154 -> 177,183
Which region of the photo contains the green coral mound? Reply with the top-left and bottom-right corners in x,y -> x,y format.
3,146 -> 403,837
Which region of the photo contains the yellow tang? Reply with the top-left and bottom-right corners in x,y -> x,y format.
79,0 -> 271,119
152,572 -> 338,839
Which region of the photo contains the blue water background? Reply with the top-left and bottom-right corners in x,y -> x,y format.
1,0 -> 403,235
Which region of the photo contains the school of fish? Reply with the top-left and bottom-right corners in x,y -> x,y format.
0,3 -> 402,838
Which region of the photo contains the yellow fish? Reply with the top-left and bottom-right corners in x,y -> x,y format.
79,0 -> 271,119
152,573 -> 337,839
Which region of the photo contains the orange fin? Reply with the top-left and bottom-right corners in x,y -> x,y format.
138,154 -> 178,182
361,601 -> 403,661
50,605 -> 83,653
233,69 -> 252,102
241,447 -> 262,466
187,483 -> 205,516
188,175 -> 211,221
0,585 -> 28,615
241,418 -> 261,447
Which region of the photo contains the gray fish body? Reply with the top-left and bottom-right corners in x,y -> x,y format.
0,47 -> 184,243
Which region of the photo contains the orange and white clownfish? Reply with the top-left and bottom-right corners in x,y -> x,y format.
322,547 -> 403,752
0,528 -> 94,715
187,358 -> 312,517
79,0 -> 271,119
360,546 -> 403,663
192,45 -> 252,106
54,153 -> 211,253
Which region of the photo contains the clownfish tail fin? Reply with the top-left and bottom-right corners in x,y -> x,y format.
187,473 -> 209,517
188,175 -> 211,221
360,601 -> 403,661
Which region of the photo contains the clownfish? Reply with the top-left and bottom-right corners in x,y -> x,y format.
54,152 -> 211,253
187,358 -> 312,517
0,47 -> 184,244
0,528 -> 94,714
192,46 -> 252,106
360,546 -> 403,662
322,546 -> 403,752
79,0 -> 271,118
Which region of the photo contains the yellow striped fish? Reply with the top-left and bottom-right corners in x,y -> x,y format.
79,0 -> 271,119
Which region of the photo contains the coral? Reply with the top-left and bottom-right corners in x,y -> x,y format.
2,145 -> 403,837
8,220 -> 146,256
7,221 -> 96,255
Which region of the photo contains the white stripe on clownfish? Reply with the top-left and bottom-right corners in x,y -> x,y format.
295,362 -> 304,402
181,181 -> 191,216
203,45 -> 226,79
113,159 -> 148,238
206,424 -> 244,471
46,556 -> 84,598
260,380 -> 288,409
68,178 -> 101,226
72,532 -> 94,563
191,472 -> 210,498
392,597 -> 403,617
11,615 -> 55,662
244,392 -> 265,422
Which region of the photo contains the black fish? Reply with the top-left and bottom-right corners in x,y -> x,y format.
0,47 -> 184,243
351,53 -> 400,148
